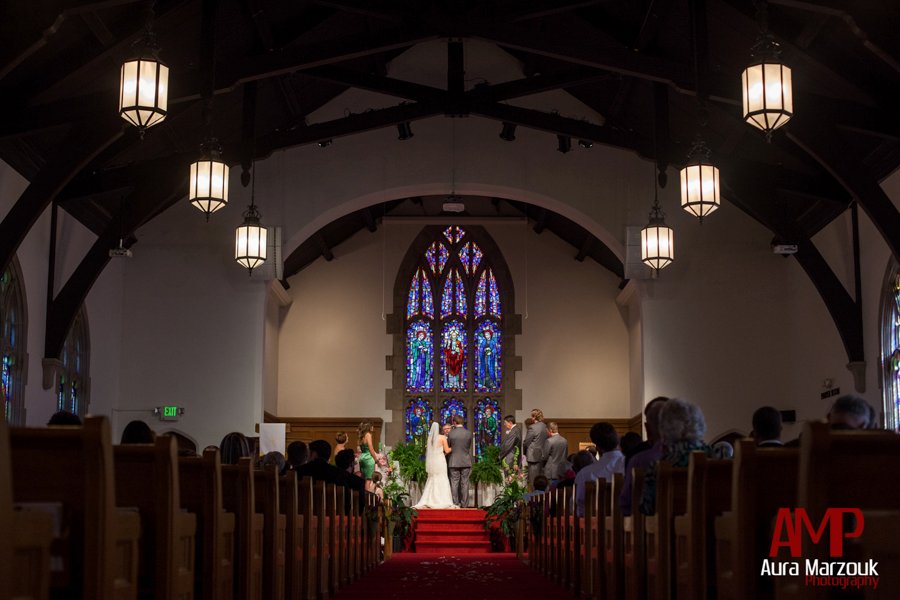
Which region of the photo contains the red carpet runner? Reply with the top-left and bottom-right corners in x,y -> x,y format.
414,508 -> 491,554
332,553 -> 576,600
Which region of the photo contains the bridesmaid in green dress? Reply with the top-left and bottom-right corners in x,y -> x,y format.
357,421 -> 381,479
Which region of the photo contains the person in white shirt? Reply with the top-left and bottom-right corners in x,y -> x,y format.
575,422 -> 625,517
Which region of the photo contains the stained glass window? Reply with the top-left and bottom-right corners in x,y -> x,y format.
458,242 -> 482,275
426,242 -> 449,275
1,258 -> 26,425
407,268 -> 434,319
882,263 -> 900,432
474,397 -> 502,457
440,397 -> 467,427
406,321 -> 434,392
405,397 -> 434,443
402,226 -> 507,438
441,320 -> 466,392
57,308 -> 89,418
474,321 -> 502,392
443,226 -> 466,244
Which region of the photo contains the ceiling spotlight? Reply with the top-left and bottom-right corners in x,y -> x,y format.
499,122 -> 517,142
397,122 -> 414,141
557,135 -> 572,154
578,139 -> 593,149
317,139 -> 333,148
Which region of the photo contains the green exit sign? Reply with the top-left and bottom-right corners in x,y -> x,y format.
157,406 -> 183,421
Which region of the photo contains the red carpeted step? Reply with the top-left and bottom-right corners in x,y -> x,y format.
413,508 -> 492,554
416,522 -> 485,533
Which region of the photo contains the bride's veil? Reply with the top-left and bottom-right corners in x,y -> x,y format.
424,422 -> 443,475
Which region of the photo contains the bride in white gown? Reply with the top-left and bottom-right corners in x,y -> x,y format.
414,422 -> 456,509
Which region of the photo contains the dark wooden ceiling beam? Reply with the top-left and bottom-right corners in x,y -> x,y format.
786,117 -> 900,262
465,68 -> 612,103
317,233 -> 334,261
302,65 -> 446,102
362,208 -> 377,232
310,0 -> 405,23
533,208 -> 549,233
509,1 -> 610,22
447,39 -> 465,97
575,237 -> 593,262
0,119 -> 123,276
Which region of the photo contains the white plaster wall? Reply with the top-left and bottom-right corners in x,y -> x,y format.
277,220 -> 631,424
118,197 -> 267,449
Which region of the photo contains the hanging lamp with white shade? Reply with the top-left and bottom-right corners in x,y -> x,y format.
235,165 -> 267,275
189,139 -> 229,219
119,3 -> 168,131
741,1 -> 793,140
680,137 -> 721,221
641,182 -> 674,271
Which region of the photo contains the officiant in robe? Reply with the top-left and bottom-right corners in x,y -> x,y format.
498,415 -> 522,468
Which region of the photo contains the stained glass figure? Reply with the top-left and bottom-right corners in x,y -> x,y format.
406,321 -> 434,392
426,242 -> 449,275
405,397 -> 434,443
488,269 -> 501,317
441,320 -> 466,392
0,262 -> 25,425
474,397 -> 502,457
458,242 -> 483,275
443,226 -> 466,244
886,269 -> 900,431
2,354 -> 10,421
475,271 -> 487,318
440,397 -> 467,427
57,308 -> 89,417
474,321 -> 502,392
455,270 -> 467,317
441,276 -> 453,318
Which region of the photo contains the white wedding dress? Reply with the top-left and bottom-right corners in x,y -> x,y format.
414,423 -> 456,509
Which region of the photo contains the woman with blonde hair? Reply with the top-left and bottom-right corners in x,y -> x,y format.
357,421 -> 382,480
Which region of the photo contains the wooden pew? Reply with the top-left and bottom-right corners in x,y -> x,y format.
580,478 -> 607,599
781,423 -> 900,600
279,470 -> 302,600
674,453 -> 732,600
9,417 -> 140,600
326,483 -> 340,595
113,436 -> 197,600
860,511 -> 900,600
253,466 -> 286,600
221,458 -> 263,600
563,486 -> 578,591
4,419 -> 55,600
714,441 -> 798,600
622,468 -> 646,600
644,463 -> 688,600
178,449 -> 236,600
296,477 -> 317,600
312,481 -> 329,599
604,473 -> 625,600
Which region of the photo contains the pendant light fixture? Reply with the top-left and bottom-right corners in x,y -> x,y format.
119,2 -> 168,131
741,0 -> 793,140
680,136 -> 721,220
642,175 -> 674,271
235,163 -> 267,275
189,139 -> 229,219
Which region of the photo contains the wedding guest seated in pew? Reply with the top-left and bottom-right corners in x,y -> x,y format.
47,410 -> 81,425
220,432 -> 251,465
368,471 -> 384,501
828,394 -> 877,430
333,431 -> 348,460
575,422 -> 625,516
751,406 -> 784,447
286,440 -> 309,470
712,441 -> 734,459
555,450 -> 594,492
261,450 -> 288,475
620,431 -> 643,464
297,440 -> 366,511
523,475 -> 549,502
335,448 -> 367,510
620,397 -> 668,515
640,398 -> 714,515
120,420 -> 155,444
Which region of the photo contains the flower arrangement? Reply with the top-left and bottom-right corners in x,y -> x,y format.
380,468 -> 418,548
483,448 -> 527,539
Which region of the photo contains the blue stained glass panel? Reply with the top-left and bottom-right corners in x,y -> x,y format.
421,272 -> 434,319
475,271 -> 487,318
441,320 -> 466,392
458,242 -> 483,275
406,273 -> 419,319
425,242 -> 449,275
474,397 -> 502,458
2,354 -> 10,421
405,397 -> 434,443
889,272 -> 900,431
455,271 -> 466,317
406,321 -> 433,392
441,276 -> 453,318
440,397 -> 467,427
443,226 -> 466,244
474,321 -> 502,392
458,244 -> 469,273
488,269 -> 501,317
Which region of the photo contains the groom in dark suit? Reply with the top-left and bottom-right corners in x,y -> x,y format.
447,415 -> 473,507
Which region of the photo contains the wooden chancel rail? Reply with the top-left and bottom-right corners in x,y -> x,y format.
264,413 -> 384,449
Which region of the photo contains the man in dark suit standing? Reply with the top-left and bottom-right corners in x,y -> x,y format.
542,422 -> 569,483
498,415 -> 522,468
523,408 -> 549,488
447,415 -> 473,507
